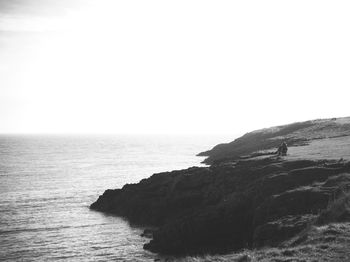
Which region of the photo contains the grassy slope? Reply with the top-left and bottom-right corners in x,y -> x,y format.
199,117 -> 350,164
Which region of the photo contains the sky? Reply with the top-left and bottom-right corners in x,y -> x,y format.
1,0 -> 350,135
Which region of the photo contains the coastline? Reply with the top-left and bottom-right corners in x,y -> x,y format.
91,117 -> 350,259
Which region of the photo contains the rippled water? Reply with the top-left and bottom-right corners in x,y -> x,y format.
0,135 -> 231,261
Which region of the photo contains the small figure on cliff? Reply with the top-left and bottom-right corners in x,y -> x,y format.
276,141 -> 288,156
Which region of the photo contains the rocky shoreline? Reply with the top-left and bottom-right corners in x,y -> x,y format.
90,117 -> 350,257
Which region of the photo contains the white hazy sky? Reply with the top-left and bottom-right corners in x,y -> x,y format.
0,0 -> 349,134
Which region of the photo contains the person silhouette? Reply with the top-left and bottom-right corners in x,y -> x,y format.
276,141 -> 288,156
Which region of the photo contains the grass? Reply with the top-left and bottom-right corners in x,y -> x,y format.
317,189 -> 350,225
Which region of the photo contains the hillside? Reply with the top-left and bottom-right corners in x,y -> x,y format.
198,117 -> 350,164
90,117 -> 350,260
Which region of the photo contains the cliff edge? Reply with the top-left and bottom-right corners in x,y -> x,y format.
90,117 -> 350,257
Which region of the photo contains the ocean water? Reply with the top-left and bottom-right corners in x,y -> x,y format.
0,135 -> 232,261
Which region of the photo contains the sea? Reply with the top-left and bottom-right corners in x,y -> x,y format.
0,134 -> 234,261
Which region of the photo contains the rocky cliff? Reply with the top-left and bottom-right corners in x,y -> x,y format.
90,117 -> 350,257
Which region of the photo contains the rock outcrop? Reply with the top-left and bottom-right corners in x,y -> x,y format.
90,117 -> 350,255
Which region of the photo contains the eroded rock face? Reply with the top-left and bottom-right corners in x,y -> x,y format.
90,158 -> 350,255
253,214 -> 316,247
90,167 -> 214,226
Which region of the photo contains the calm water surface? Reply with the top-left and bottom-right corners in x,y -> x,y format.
0,135 -> 232,261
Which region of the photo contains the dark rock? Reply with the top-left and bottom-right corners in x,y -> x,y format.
145,193 -> 253,255
253,187 -> 330,227
236,254 -> 253,262
253,215 -> 316,247
141,228 -> 154,238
